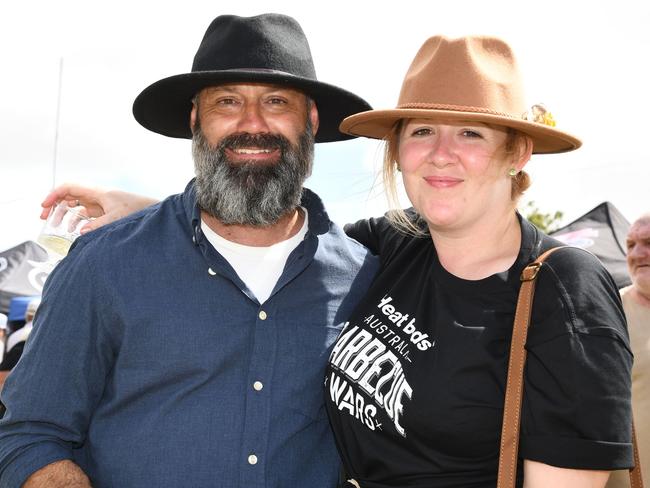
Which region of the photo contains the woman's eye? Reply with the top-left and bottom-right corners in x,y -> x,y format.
412,127 -> 432,136
462,129 -> 483,138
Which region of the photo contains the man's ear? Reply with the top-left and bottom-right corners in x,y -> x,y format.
190,102 -> 198,133
309,101 -> 319,137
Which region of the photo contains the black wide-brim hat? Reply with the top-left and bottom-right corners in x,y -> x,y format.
133,13 -> 371,143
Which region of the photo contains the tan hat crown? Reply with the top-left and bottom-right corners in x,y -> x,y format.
399,36 -> 525,117
340,35 -> 581,154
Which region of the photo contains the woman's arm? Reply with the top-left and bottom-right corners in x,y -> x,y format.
524,460 -> 609,488
40,183 -> 159,233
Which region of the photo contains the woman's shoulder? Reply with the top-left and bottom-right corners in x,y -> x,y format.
530,243 -> 627,345
519,218 -> 612,284
541,244 -> 615,285
344,208 -> 427,256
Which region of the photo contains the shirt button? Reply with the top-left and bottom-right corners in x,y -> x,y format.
253,381 -> 263,391
248,454 -> 258,465
258,310 -> 267,320
208,268 -> 216,276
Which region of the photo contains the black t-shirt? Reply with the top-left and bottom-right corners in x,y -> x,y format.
324,213 -> 633,488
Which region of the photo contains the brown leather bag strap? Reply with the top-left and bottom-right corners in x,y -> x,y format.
497,246 -> 644,488
631,420 -> 644,488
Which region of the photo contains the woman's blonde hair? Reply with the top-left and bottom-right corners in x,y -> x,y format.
382,121 -> 531,236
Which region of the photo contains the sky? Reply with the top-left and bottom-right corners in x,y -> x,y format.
1,0 -> 649,252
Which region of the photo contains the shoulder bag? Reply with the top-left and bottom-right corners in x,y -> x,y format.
497,246 -> 644,488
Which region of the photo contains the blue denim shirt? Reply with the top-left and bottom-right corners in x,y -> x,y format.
0,180 -> 378,488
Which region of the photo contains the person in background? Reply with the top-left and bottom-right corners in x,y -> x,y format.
35,35 -> 636,487
0,313 -> 7,390
0,299 -> 39,369
607,213 -> 650,487
0,300 -> 39,391
0,313 -> 6,350
0,13 -> 377,488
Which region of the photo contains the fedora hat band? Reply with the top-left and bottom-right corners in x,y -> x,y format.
398,103 -> 518,119
213,67 -> 301,77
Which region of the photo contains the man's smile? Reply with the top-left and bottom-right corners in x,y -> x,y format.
225,147 -> 281,163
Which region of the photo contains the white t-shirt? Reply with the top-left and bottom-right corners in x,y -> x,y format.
201,211 -> 308,303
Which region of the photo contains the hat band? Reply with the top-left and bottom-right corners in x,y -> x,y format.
398,102 -> 519,119
218,67 -> 298,76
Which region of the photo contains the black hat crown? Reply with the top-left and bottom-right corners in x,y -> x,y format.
133,13 -> 371,143
193,14 -> 316,79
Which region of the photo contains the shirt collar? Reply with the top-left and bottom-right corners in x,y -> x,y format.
181,179 -> 332,246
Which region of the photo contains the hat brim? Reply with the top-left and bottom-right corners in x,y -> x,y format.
133,70 -> 371,143
339,108 -> 582,154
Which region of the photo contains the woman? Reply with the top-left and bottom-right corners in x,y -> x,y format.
42,36 -> 633,487
323,35 -> 632,487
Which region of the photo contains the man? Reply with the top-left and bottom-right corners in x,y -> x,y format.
607,213 -> 650,487
0,14 -> 378,487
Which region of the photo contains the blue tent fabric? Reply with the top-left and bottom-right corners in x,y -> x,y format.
550,201 -> 631,289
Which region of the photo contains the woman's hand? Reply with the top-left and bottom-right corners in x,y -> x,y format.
41,183 -> 160,233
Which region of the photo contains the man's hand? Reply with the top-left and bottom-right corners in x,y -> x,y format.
40,183 -> 159,234
23,460 -> 92,487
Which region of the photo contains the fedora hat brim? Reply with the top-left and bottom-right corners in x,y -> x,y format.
133,69 -> 371,143
340,108 -> 582,154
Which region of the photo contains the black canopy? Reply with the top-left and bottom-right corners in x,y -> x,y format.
0,241 -> 50,314
549,202 -> 631,289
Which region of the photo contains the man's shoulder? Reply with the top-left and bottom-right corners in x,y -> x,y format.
70,193 -> 188,258
620,285 -> 634,299
300,190 -> 379,274
323,219 -> 379,263
620,285 -> 650,313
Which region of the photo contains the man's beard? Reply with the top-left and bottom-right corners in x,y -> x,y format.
192,119 -> 314,227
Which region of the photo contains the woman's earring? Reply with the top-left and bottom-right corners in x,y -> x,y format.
508,168 -> 518,177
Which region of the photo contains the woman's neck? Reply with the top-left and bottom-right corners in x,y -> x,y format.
430,208 -> 522,280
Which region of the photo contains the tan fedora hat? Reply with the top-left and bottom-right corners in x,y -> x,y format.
340,35 -> 581,154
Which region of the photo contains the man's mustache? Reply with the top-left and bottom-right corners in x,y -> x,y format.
219,133 -> 290,151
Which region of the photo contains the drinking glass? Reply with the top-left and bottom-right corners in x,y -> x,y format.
37,202 -> 91,262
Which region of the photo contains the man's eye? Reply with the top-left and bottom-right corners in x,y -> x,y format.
268,97 -> 287,104
412,128 -> 432,136
217,98 -> 238,105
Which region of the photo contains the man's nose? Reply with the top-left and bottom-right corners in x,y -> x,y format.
237,103 -> 270,134
629,243 -> 649,259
